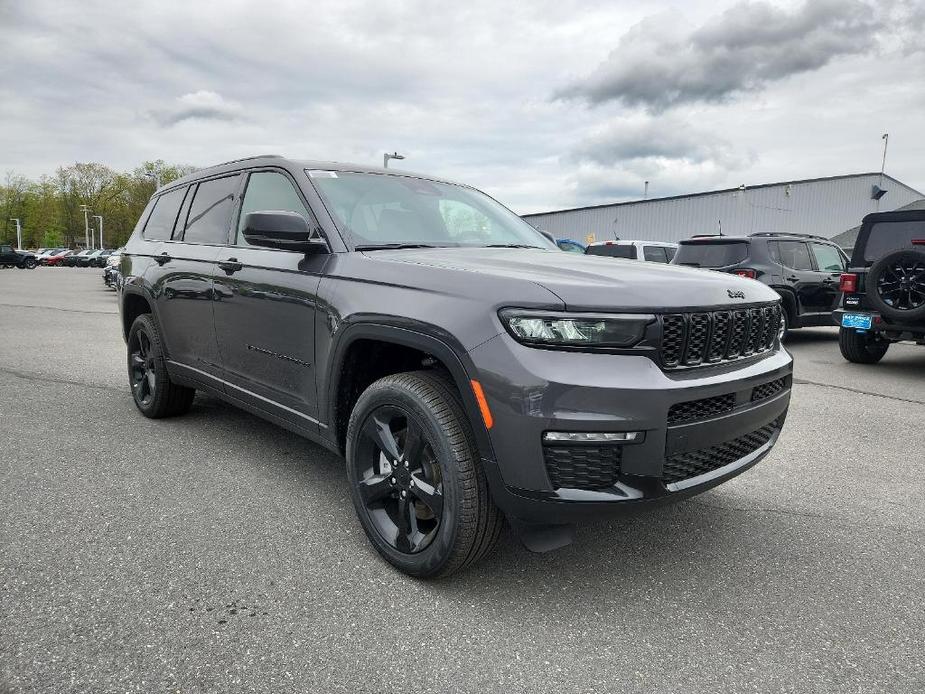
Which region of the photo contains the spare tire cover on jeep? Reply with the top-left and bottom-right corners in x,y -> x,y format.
867,249 -> 925,321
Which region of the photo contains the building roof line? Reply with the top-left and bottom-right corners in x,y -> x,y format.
523,172 -> 924,218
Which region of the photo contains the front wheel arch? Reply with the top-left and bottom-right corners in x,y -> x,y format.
326,322 -> 495,463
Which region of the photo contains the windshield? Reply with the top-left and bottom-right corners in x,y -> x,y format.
674,241 -> 748,267
307,171 -> 555,250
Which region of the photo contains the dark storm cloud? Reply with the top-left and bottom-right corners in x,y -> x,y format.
557,0 -> 883,111
150,91 -> 244,127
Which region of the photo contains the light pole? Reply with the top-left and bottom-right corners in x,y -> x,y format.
93,215 -> 104,249
880,133 -> 889,175
9,218 -> 22,249
144,166 -> 162,189
383,152 -> 405,168
79,204 -> 91,249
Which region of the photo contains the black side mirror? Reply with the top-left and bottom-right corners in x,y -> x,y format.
242,211 -> 329,253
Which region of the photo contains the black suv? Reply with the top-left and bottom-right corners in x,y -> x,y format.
119,155 -> 793,577
0,245 -> 37,269
834,209 -> 925,363
673,232 -> 849,336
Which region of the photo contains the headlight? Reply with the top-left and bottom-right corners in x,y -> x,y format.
500,309 -> 654,348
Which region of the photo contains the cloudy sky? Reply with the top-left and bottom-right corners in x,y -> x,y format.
1,0 -> 923,213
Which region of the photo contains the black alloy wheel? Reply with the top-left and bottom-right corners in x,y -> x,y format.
345,371 -> 502,577
354,405 -> 444,554
877,257 -> 925,310
129,327 -> 157,408
126,314 -> 195,418
868,249 -> 925,321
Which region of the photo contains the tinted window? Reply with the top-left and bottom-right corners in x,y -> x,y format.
674,241 -> 747,267
810,243 -> 845,272
643,246 -> 668,263
181,175 -> 240,244
775,241 -> 814,270
586,244 -> 637,259
142,187 -> 186,240
863,220 -> 925,263
665,246 -> 677,262
237,171 -> 310,246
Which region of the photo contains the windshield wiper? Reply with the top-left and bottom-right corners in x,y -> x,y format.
354,243 -> 443,251
483,244 -> 544,249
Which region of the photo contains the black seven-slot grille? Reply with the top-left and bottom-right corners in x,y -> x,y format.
543,445 -> 622,490
667,376 -> 791,426
662,416 -> 784,485
660,303 -> 781,369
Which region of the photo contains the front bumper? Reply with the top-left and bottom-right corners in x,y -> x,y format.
469,333 -> 793,524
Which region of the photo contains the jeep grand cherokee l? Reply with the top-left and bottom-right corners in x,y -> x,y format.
119,155 -> 793,577
835,209 -> 925,363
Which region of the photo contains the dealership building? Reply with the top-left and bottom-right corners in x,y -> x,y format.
523,172 -> 923,247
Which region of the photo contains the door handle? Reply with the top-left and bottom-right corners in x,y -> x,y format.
218,258 -> 243,274
786,275 -> 799,282
155,252 -> 171,266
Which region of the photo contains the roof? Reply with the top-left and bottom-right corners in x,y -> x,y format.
160,154 -> 458,192
523,172 -> 925,218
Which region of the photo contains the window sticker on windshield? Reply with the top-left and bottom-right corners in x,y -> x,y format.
308,170 -> 337,178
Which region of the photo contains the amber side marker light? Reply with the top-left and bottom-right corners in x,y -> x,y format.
470,380 -> 493,430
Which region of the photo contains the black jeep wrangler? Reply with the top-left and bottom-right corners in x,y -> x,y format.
834,209 -> 925,363
0,244 -> 37,269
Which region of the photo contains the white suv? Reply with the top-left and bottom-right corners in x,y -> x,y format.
585,240 -> 678,263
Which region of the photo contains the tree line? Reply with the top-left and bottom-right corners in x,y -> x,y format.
0,161 -> 196,249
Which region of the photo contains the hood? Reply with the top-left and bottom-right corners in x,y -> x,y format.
368,247 -> 779,311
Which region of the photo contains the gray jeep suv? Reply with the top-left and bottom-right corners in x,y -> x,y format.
119,155 -> 793,577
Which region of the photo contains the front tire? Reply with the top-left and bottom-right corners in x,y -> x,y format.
839,327 -> 889,364
345,371 -> 502,578
127,314 -> 195,417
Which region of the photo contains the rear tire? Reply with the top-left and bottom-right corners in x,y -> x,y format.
839,327 -> 889,364
127,314 -> 195,417
345,370 -> 502,578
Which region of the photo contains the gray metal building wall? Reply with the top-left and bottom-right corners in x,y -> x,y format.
524,173 -> 923,244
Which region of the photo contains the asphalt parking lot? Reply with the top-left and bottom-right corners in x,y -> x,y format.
2,268 -> 924,694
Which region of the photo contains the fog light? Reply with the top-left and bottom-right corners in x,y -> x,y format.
543,431 -> 639,443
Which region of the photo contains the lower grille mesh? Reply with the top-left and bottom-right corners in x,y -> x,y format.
662,417 -> 783,484
667,393 -> 736,425
544,445 -> 622,490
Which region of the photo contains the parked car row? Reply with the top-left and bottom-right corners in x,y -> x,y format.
19,248 -> 118,267
551,213 -> 925,357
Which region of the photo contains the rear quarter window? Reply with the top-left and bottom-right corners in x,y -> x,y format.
863,221 -> 925,263
142,187 -> 187,241
674,241 -> 748,267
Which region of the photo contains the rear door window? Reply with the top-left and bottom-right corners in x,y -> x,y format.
674,241 -> 748,267
863,221 -> 925,263
643,246 -> 669,263
810,243 -> 846,272
586,244 -> 637,259
180,175 -> 241,244
143,187 -> 187,241
775,241 -> 814,270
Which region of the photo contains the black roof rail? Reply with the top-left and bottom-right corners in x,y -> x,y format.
748,231 -> 828,241
212,154 -> 284,167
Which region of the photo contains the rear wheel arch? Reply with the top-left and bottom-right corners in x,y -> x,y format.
121,289 -> 160,343
326,323 -> 494,462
